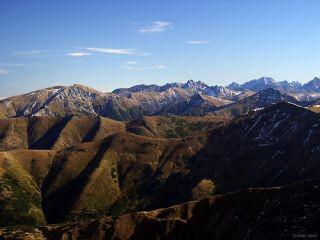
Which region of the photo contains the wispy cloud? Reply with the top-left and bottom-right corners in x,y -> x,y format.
124,64 -> 167,71
67,52 -> 92,57
0,63 -> 26,67
13,50 -> 42,56
124,66 -> 145,71
187,40 -> 211,45
85,47 -> 139,55
138,21 -> 172,33
125,61 -> 137,65
85,47 -> 150,56
0,69 -> 9,74
154,64 -> 167,69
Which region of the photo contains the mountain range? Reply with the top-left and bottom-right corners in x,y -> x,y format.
0,77 -> 320,239
1,77 -> 320,121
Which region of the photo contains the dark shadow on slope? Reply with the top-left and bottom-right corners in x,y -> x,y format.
0,125 -> 9,141
81,117 -> 101,142
41,137 -> 113,223
29,115 -> 73,149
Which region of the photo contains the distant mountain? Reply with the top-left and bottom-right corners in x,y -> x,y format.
211,88 -> 301,118
0,84 -> 145,120
303,77 -> 320,92
1,77 -> 320,121
0,81 -> 247,120
227,76 -> 320,101
240,77 -> 277,92
113,80 -> 207,94
226,82 -> 244,91
278,80 -> 303,92
0,84 -> 193,120
114,79 -> 249,100
231,76 -> 304,93
158,93 -> 231,116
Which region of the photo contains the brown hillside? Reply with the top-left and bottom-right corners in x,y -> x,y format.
1,178 -> 318,240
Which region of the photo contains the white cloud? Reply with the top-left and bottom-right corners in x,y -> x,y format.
0,69 -> 8,74
124,64 -> 167,71
154,64 -> 167,69
187,40 -> 211,45
86,47 -> 135,55
0,63 -> 25,67
139,52 -> 152,56
85,47 -> 150,56
67,52 -> 92,57
124,66 -> 145,71
126,61 -> 137,65
138,21 -> 172,33
14,50 -> 42,56
85,47 -> 149,56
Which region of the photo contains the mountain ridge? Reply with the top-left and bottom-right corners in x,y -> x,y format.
1,77 -> 320,121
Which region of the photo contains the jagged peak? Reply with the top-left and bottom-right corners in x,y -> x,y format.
64,84 -> 105,95
227,82 -> 240,87
311,77 -> 320,82
303,77 -> 320,84
249,76 -> 276,84
183,79 -> 208,88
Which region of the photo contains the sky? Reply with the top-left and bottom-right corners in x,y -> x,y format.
1,0 -> 320,97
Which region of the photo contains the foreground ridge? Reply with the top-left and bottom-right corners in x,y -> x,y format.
1,178 -> 319,240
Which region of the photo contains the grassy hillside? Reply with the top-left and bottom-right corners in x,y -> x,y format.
126,115 -> 228,138
0,115 -> 226,151
0,101 -> 318,230
1,178 -> 319,240
0,150 -> 56,226
0,131 -> 206,225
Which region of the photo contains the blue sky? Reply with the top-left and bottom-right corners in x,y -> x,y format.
0,0 -> 320,97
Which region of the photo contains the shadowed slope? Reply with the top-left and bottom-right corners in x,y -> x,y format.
0,116 -> 125,151
0,101 -> 319,228
81,117 -> 101,142
185,101 -> 320,194
3,178 -> 318,240
41,138 -> 115,223
29,116 -> 73,149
